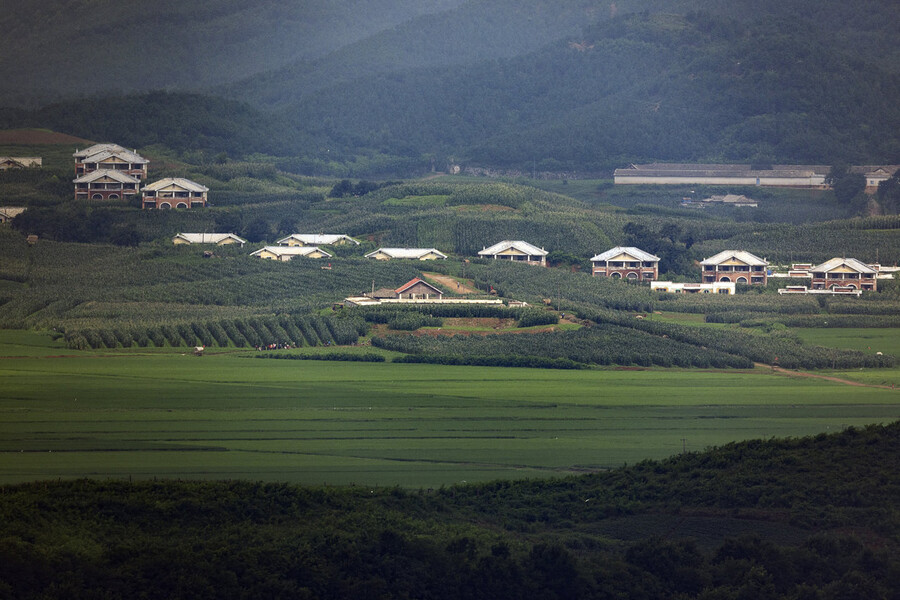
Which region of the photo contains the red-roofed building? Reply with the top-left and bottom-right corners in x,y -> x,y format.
395,278 -> 444,300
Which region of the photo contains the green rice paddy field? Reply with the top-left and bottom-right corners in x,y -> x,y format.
1,330 -> 898,487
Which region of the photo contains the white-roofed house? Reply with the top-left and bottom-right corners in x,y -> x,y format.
700,250 -> 768,285
251,246 -> 333,261
74,144 -> 148,180
810,258 -> 877,291
364,248 -> 448,261
0,206 -> 27,223
591,246 -> 660,280
477,240 -> 548,266
142,178 -> 209,209
1,157 -> 40,170
276,234 -> 360,247
172,233 -> 247,247
73,169 -> 140,201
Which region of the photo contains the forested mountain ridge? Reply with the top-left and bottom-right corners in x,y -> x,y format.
2,0 -> 899,174
2,423 -> 898,598
0,0 -> 462,106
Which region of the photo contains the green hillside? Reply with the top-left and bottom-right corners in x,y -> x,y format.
3,0 -> 898,173
2,423 -> 898,598
0,0 -> 462,105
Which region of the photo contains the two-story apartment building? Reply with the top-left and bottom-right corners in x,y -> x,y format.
810,258 -> 877,291
590,247 -> 660,280
74,144 -> 148,180
73,170 -> 141,201
700,251 -> 768,285
142,178 -> 209,209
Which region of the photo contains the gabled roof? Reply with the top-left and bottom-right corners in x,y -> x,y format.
276,234 -> 360,246
250,245 -> 332,258
810,257 -> 876,275
81,148 -> 148,165
73,170 -> 141,184
73,144 -> 130,159
365,248 -> 448,259
478,240 -> 548,257
172,233 -> 247,245
395,277 -> 443,295
0,157 -> 25,168
143,178 -> 209,193
700,250 -> 768,266
0,206 -> 26,219
591,246 -> 660,262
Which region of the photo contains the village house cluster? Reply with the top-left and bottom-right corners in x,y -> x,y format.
73,143 -> 208,209
172,230 -> 886,297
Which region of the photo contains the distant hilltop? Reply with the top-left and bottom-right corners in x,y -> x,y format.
614,163 -> 899,190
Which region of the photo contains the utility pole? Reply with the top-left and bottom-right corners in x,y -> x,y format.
681,437 -> 687,453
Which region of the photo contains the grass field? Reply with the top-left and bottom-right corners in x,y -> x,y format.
1,330 -> 897,487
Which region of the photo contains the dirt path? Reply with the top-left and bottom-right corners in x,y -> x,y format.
756,363 -> 896,389
422,272 -> 480,294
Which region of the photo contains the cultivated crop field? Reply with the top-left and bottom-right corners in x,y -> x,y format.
2,330 -> 897,488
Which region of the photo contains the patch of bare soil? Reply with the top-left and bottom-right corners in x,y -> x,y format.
0,129 -> 92,145
757,363 -> 896,389
422,273 -> 479,294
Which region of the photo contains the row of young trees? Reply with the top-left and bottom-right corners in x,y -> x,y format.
62,314 -> 366,350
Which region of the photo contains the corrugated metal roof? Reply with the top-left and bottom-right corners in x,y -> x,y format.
73,170 -> 141,184
143,178 -> 209,193
478,240 -> 547,256
81,149 -> 148,164
250,245 -> 332,258
810,258 -> 876,275
700,250 -> 768,266
276,234 -> 359,246
73,144 -> 130,158
365,248 -> 448,259
590,246 -> 660,262
173,233 -> 246,245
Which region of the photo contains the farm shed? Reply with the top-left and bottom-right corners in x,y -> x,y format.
365,248 -> 448,261
276,234 -> 360,246
172,233 -> 246,247
251,246 -> 332,261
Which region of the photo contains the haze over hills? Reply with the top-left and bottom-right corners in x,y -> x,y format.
2,0 -> 899,175
0,0 -> 463,105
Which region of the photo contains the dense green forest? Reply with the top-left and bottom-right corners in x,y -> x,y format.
2,422 -> 898,599
2,0 -> 898,175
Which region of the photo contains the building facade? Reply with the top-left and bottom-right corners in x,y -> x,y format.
590,247 -> 660,280
73,170 -> 140,201
810,258 -> 877,291
142,178 -> 209,209
478,240 -> 548,266
75,145 -> 148,180
700,250 -> 768,285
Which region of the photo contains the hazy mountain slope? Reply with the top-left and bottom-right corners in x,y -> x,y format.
226,0 -> 679,108
0,0 -> 462,106
281,9 -> 900,168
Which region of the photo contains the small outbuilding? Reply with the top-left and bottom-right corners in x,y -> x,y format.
276,234 -> 360,246
365,248 -> 448,261
395,278 -> 444,300
251,246 -> 333,261
172,233 -> 247,247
